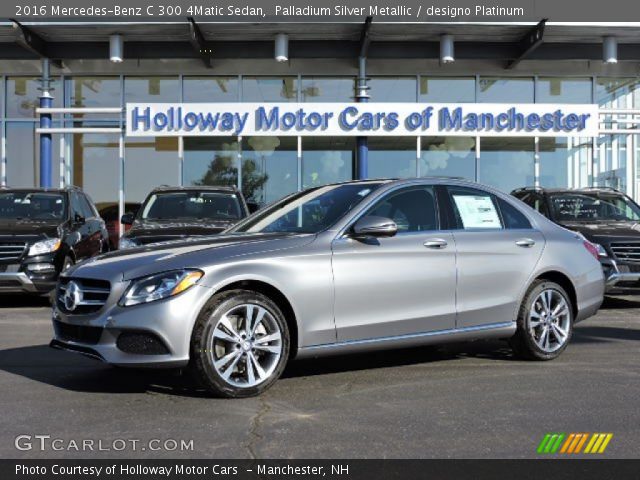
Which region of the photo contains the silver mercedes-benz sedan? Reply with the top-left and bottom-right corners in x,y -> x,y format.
50,178 -> 604,397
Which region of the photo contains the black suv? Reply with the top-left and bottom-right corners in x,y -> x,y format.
512,186 -> 640,294
0,187 -> 108,294
118,186 -> 250,249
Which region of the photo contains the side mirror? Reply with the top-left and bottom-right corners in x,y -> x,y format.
120,213 -> 134,225
351,216 -> 398,238
74,213 -> 85,225
246,202 -> 260,214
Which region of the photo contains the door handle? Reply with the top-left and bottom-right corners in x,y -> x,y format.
516,238 -> 536,248
424,238 -> 448,249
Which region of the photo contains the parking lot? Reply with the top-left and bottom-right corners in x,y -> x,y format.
0,295 -> 638,459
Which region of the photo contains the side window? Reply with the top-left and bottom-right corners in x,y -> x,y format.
364,186 -> 438,233
70,192 -> 84,220
497,198 -> 532,229
79,194 -> 96,219
447,186 -> 502,230
520,192 -> 546,215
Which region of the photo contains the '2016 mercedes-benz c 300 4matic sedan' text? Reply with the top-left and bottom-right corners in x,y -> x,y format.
50,178 -> 604,398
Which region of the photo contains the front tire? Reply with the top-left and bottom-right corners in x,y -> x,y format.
189,290 -> 290,398
510,280 -> 573,361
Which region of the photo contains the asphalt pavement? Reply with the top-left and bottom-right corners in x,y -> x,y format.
0,295 -> 638,459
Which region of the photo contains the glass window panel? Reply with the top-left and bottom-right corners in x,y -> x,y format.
596,78 -> 639,108
539,137 -> 591,189
71,133 -> 119,212
419,77 -> 475,103
6,123 -> 61,188
478,77 -> 534,103
368,137 -> 417,179
369,77 -> 416,102
478,137 -> 535,193
242,136 -> 298,205
6,77 -> 61,118
420,137 -> 476,180
6,123 -> 37,187
536,78 -> 592,104
124,77 -> 179,103
66,77 -> 121,121
242,77 -> 298,102
302,137 -> 354,188
183,137 -> 239,188
125,137 -> 179,203
596,134 -> 629,192
183,77 -> 239,102
300,77 -> 355,102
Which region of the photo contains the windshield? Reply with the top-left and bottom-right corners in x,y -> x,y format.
230,182 -> 383,234
0,191 -> 67,221
140,191 -> 242,222
549,192 -> 640,222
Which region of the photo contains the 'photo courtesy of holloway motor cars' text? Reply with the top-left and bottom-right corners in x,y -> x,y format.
0,0 -> 639,478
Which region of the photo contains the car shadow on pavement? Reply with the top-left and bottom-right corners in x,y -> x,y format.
601,295 -> 640,309
0,295 -> 51,308
0,340 -> 519,397
571,325 -> 640,344
0,344 -> 211,398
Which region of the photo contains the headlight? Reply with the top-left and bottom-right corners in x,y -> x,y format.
594,243 -> 608,257
28,238 -> 61,256
119,269 -> 203,307
118,237 -> 138,250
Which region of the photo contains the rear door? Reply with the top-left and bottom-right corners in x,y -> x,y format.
443,185 -> 545,328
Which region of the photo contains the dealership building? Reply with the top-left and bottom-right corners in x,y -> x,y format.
0,19 -> 639,218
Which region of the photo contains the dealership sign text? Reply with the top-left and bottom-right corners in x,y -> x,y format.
126,103 -> 598,137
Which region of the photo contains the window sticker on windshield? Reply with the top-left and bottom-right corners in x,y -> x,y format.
453,195 -> 501,229
357,189 -> 372,197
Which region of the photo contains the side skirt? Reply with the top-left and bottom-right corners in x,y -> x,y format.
296,322 -> 516,359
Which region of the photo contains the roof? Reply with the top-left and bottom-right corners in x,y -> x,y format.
512,186 -> 625,195
149,185 -> 238,193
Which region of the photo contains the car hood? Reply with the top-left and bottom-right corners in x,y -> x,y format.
126,220 -> 236,243
67,232 -> 315,282
0,220 -> 60,238
558,221 -> 640,240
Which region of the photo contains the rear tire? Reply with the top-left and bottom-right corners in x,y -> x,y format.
510,280 -> 573,361
189,290 -> 290,398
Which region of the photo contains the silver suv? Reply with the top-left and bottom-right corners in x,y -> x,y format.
50,178 -> 604,398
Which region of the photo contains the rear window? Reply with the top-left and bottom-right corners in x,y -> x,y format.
140,191 -> 242,221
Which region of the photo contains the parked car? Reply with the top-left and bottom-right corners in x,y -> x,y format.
51,178 -> 603,397
118,186 -> 250,249
98,203 -> 140,250
512,186 -> 640,294
0,186 -> 108,294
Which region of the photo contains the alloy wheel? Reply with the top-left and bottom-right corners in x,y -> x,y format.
207,303 -> 283,388
529,289 -> 571,353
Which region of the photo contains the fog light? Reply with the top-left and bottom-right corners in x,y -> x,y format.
27,263 -> 55,273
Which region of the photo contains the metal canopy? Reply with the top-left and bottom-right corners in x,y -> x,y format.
0,20 -> 639,63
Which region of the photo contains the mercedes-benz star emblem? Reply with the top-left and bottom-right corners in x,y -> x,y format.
63,281 -> 82,311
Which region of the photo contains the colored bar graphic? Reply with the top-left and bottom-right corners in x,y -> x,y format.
538,433 -> 613,454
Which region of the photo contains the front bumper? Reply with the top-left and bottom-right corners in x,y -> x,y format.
0,271 -> 56,293
601,258 -> 640,294
50,283 -> 210,367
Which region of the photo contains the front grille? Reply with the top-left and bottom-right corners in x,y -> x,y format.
610,241 -> 640,263
53,320 -> 104,345
0,242 -> 26,262
57,277 -> 111,315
